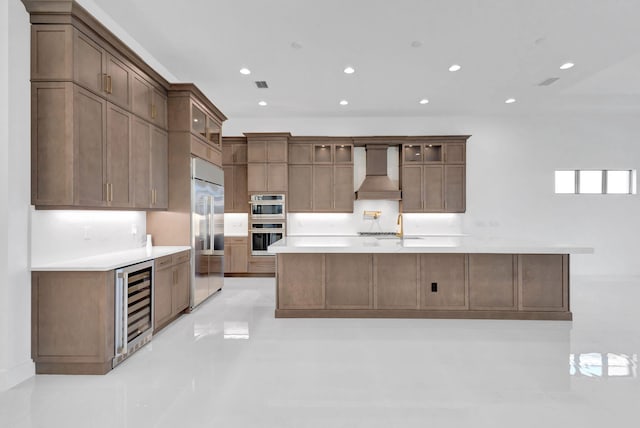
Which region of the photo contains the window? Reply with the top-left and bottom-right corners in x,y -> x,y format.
554,170 -> 636,194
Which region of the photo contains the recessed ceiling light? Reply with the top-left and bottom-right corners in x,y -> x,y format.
449,64 -> 461,72
419,99 -> 429,104
344,66 -> 355,74
560,62 -> 574,70
339,100 -> 349,106
239,68 -> 251,75
505,98 -> 516,104
193,118 -> 198,122
258,101 -> 267,106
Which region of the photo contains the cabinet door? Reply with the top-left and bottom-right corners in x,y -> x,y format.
288,165 -> 313,212
150,127 -> 168,209
154,266 -> 173,329
225,239 -> 248,273
105,103 -> 131,207
421,254 -> 467,309
444,165 -> 465,212
74,86 -> 106,207
233,144 -> 247,163
105,54 -> 131,110
223,166 -> 234,211
222,144 -> 233,165
313,165 -> 333,210
518,254 -> 568,311
131,73 -> 151,121
151,87 -> 167,129
401,165 -> 423,212
173,261 -> 190,314
289,144 -> 313,164
333,165 -> 354,212
247,163 -> 267,192
31,25 -> 73,81
73,30 -> 105,95
469,254 -> 516,310
326,254 -> 372,309
267,141 -> 288,162
131,117 -> 151,208
267,163 -> 288,192
247,141 -> 267,162
375,254 -> 419,309
278,254 -> 324,309
233,165 -> 248,212
31,82 -> 74,206
423,165 -> 443,212
444,143 -> 465,164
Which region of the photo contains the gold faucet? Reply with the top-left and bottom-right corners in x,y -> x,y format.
396,213 -> 403,238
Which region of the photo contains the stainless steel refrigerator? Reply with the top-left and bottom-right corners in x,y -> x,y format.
191,157 -> 224,309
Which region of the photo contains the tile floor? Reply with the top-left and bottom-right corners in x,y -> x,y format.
1,276 -> 639,427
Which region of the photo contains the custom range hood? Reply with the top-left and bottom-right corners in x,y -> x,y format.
355,145 -> 401,200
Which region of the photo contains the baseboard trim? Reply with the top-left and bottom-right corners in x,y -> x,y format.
275,309 -> 573,321
0,360 -> 35,391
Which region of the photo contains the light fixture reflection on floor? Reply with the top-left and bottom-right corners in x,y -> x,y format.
224,321 -> 250,339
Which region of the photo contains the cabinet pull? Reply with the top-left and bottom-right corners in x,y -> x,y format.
102,74 -> 108,93
150,188 -> 154,205
151,104 -> 157,119
108,183 -> 113,202
107,75 -> 113,94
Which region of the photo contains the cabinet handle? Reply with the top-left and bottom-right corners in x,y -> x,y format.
151,104 -> 156,119
102,74 -> 108,93
107,75 -> 113,94
108,183 -> 113,202
150,188 -> 154,205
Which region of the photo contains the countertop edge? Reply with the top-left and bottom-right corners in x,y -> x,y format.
31,246 -> 192,272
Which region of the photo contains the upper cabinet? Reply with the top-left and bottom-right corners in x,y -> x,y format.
25,1 -> 173,209
400,138 -> 468,213
167,84 -> 226,168
222,138 -> 248,213
246,133 -> 290,193
287,139 -> 354,213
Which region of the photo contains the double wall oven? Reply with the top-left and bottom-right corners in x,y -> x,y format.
249,194 -> 285,255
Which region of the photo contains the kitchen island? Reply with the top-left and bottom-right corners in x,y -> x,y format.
268,236 -> 592,320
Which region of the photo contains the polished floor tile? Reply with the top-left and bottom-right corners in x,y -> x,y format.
1,275 -> 639,427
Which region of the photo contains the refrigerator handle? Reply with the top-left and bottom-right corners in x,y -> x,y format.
209,195 -> 214,251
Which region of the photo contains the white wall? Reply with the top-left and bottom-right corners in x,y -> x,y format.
224,114 -> 640,276
0,0 -> 32,391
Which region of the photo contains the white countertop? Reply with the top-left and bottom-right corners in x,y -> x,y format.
31,246 -> 191,271
268,236 -> 593,254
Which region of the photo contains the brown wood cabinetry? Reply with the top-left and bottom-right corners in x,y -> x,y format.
31,270 -> 115,374
26,5 -> 171,210
277,254 -> 324,309
420,254 -> 467,309
224,237 -> 248,274
400,139 -> 467,213
287,141 -> 354,213
468,254 -> 517,310
223,165 -> 248,213
246,133 -> 290,193
154,250 -> 191,332
276,252 -> 571,320
518,254 -> 568,311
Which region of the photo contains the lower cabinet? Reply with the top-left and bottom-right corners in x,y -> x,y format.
31,270 -> 115,374
420,254 -> 467,309
154,250 -> 191,332
276,253 -> 570,320
224,237 -> 248,274
468,254 -> 517,310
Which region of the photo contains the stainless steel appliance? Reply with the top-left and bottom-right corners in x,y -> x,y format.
249,194 -> 285,219
250,221 -> 285,255
114,260 -> 154,368
192,158 -> 225,309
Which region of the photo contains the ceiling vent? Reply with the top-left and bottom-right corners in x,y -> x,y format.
538,77 -> 560,86
255,81 -> 269,89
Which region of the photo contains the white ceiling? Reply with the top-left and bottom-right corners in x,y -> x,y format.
90,0 -> 640,118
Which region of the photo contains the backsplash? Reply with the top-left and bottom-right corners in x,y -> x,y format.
30,208 -> 146,266
287,201 -> 464,236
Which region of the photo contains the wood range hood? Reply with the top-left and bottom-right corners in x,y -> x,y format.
355,145 -> 401,200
